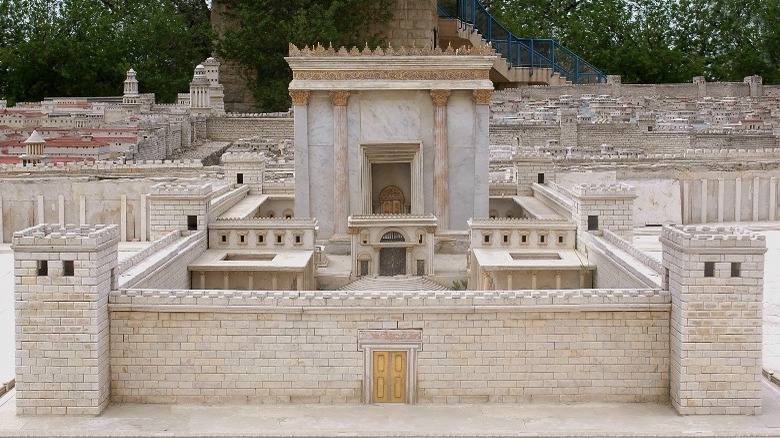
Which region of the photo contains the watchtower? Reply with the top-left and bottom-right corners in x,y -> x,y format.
12,224 -> 119,415
661,225 -> 766,415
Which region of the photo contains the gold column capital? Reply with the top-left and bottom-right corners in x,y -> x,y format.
289,90 -> 310,106
329,90 -> 350,106
430,89 -> 451,107
473,89 -> 493,105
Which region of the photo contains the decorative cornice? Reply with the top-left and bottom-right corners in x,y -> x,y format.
289,42 -> 496,58
473,89 -> 493,105
289,90 -> 310,106
430,89 -> 451,107
293,69 -> 490,81
329,90 -> 350,106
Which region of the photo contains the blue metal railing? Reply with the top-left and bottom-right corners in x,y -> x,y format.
440,0 -> 607,84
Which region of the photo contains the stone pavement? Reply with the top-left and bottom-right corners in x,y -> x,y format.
1,380 -> 780,438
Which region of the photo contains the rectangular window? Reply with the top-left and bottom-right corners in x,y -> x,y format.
587,215 -> 599,231
258,234 -> 265,244
521,234 -> 528,243
187,215 -> 197,231
37,260 -> 48,276
704,262 -> 715,277
239,234 -> 246,243
483,234 -> 490,244
731,262 -> 741,278
221,234 -> 227,243
539,234 -> 546,244
558,235 -> 564,244
237,173 -> 244,184
63,260 -> 74,277
537,173 -> 545,184
503,234 -> 509,243
295,235 -> 302,244
276,234 -> 283,244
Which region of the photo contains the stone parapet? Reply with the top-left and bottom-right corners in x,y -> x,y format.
111,288 -> 669,310
221,151 -> 267,163
150,182 -> 213,198
660,225 -> 766,252
570,183 -> 637,199
12,223 -> 118,250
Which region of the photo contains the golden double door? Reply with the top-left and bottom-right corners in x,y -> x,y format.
372,351 -> 407,403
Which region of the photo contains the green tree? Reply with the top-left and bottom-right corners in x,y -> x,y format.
216,0 -> 394,111
0,0 -> 213,104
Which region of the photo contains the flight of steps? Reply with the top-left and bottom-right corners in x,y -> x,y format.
339,276 -> 452,291
438,19 -> 572,86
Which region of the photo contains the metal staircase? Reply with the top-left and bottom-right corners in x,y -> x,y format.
438,0 -> 607,86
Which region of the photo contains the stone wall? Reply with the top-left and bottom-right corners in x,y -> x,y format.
118,231 -> 207,290
109,289 -> 670,404
206,116 -> 294,142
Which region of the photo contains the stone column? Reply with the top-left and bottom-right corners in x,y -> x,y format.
79,195 -> 86,225
753,177 -> 760,221
717,178 -> 724,222
473,89 -> 492,219
120,195 -> 127,242
36,195 -> 44,224
770,177 -> 777,221
331,90 -> 350,238
735,178 -> 742,222
682,180 -> 690,224
58,194 -> 65,226
700,179 -> 708,223
140,194 -> 148,242
291,90 -> 311,218
431,89 -> 451,228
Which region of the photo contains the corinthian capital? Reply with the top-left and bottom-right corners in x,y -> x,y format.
430,89 -> 451,107
289,90 -> 310,106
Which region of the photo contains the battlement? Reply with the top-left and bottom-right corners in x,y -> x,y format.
0,159 -> 203,174
210,218 -> 318,230
150,182 -> 213,197
220,112 -> 291,118
661,225 -> 766,249
570,183 -> 637,199
288,42 -> 496,58
111,288 -> 669,308
12,223 -> 119,249
221,151 -> 266,163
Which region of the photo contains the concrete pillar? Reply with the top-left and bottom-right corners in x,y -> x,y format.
248,272 -> 254,290
753,177 -> 760,221
79,195 -> 86,225
271,272 -> 278,290
120,195 -> 127,242
735,178 -> 742,222
506,273 -> 513,290
717,178 -> 724,222
771,177 -> 777,221
200,272 -> 206,289
700,179 -> 708,223
431,89 -> 451,229
555,271 -> 562,289
291,90 -> 311,218
58,194 -> 65,226
35,195 -> 44,225
531,271 -> 537,289
140,194 -> 147,242
223,272 -> 229,290
330,90 -> 350,238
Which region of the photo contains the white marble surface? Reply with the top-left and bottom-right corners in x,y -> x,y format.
626,178 -> 683,226
359,91 -> 421,143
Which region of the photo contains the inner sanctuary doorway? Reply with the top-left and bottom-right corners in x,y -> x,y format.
379,231 -> 406,276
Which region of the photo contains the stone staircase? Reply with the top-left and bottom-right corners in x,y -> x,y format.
439,19 -> 571,86
339,276 -> 451,291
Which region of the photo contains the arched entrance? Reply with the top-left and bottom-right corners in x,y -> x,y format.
379,231 -> 406,276
379,186 -> 405,214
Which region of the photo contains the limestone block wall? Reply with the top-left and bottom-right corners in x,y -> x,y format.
569,183 -> 637,239
579,232 -> 662,289
208,218 -> 318,250
148,183 -> 213,240
661,226 -> 765,415
382,0 -> 437,49
109,289 -> 670,404
206,117 -> 293,142
118,231 -> 207,290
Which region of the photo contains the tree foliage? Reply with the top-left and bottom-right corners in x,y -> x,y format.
488,0 -> 780,84
0,0 -> 213,104
215,0 -> 394,111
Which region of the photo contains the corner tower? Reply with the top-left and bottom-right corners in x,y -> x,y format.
661,225 -> 765,415
13,224 -> 119,415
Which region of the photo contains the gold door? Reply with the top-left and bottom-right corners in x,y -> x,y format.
372,351 -> 406,403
